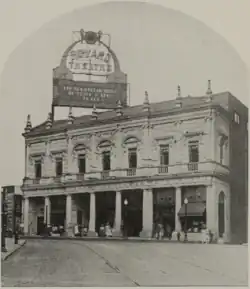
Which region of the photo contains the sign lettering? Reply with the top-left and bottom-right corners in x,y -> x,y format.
53,79 -> 127,109
66,42 -> 114,77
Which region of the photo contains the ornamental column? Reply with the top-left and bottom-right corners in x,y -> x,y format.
206,183 -> 218,239
224,190 -> 231,242
88,192 -> 96,236
66,194 -> 73,236
44,196 -> 51,226
140,188 -> 153,238
23,197 -> 29,235
175,187 -> 182,232
113,191 -> 122,236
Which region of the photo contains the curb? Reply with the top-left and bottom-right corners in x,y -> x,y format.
19,236 -> 241,245
20,236 -> 212,244
2,240 -> 27,261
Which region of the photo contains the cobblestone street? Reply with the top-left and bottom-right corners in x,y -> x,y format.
1,240 -> 247,287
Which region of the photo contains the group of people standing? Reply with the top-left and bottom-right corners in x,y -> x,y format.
154,222 -> 173,240
99,223 -> 112,237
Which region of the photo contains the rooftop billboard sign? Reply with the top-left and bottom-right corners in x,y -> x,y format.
52,30 -> 127,109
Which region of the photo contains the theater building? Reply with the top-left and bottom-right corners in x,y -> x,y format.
21,87 -> 248,244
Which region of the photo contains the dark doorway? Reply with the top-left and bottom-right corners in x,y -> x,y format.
153,188 -> 175,236
218,191 -> 225,238
122,190 -> 142,237
37,216 -> 44,235
96,191 -> 115,234
50,195 -> 66,227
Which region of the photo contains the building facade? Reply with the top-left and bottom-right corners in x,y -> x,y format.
1,186 -> 23,236
21,88 -> 248,243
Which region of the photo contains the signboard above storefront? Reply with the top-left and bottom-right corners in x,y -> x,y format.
52,30 -> 127,109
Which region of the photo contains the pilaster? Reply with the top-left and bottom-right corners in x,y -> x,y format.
140,188 -> 153,238
44,196 -> 51,226
113,191 -> 122,236
88,192 -> 97,236
224,188 -> 231,243
66,194 -> 73,236
66,136 -> 74,174
175,187 -> 182,232
43,141 -> 51,177
206,183 -> 218,239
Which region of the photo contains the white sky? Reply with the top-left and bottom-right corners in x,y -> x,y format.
0,0 -> 249,186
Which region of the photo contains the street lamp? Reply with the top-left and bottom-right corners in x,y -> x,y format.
184,197 -> 188,242
124,198 -> 128,237
124,199 -> 128,206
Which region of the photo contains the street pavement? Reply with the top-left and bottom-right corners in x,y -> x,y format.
1,239 -> 248,287
1,238 -> 26,261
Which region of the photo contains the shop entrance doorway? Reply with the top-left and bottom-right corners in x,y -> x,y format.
96,191 -> 115,235
37,216 -> 44,235
122,190 -> 143,237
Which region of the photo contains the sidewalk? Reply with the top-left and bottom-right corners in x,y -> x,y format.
1,238 -> 26,261
20,235 -> 221,244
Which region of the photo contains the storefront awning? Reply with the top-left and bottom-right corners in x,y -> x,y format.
178,203 -> 206,217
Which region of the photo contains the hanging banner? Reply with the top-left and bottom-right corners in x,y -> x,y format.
52,30 -> 127,109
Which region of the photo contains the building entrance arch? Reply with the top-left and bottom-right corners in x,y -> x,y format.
218,191 -> 225,238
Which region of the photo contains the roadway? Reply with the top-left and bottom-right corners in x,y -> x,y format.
1,239 -> 248,286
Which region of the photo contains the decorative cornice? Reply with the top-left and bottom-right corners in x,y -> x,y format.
22,172 -> 229,196
123,135 -> 141,145
29,153 -> 46,165
49,149 -> 67,160
73,143 -> 89,152
97,139 -> 114,149
155,136 -> 174,142
184,131 -> 205,138
71,133 -> 91,141
23,103 -> 229,139
30,152 -> 46,158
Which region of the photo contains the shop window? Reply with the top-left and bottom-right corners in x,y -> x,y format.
34,160 -> 42,179
180,217 -> 206,233
128,148 -> 137,168
78,154 -> 86,174
102,151 -> 111,171
234,112 -> 240,124
55,157 -> 63,176
189,141 -> 199,163
160,145 -> 169,165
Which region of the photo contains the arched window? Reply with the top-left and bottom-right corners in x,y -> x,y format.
123,136 -> 140,176
73,143 -> 88,174
97,139 -> 113,172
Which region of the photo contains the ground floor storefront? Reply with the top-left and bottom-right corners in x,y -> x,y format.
22,177 -> 231,242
